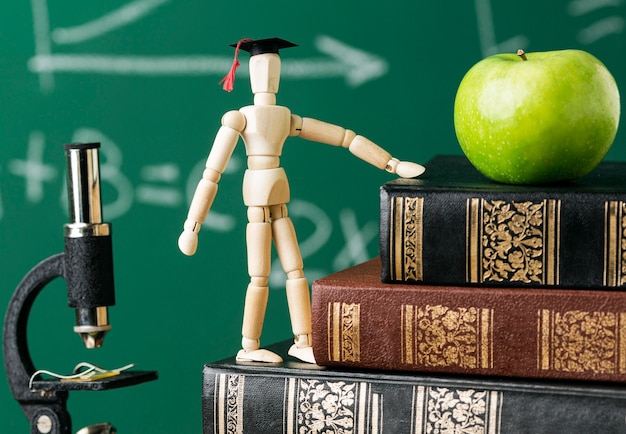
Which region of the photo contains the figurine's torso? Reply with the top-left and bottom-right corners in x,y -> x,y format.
239,104 -> 292,206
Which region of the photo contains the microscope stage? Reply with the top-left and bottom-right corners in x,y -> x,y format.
30,370 -> 158,392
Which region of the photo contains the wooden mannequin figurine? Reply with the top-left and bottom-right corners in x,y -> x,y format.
178,38 -> 425,364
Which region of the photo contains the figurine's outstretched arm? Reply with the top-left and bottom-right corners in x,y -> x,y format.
178,110 -> 246,255
290,115 -> 425,178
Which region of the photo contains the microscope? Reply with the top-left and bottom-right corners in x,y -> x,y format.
3,143 -> 157,434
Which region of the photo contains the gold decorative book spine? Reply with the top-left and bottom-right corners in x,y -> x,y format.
388,196 -> 566,286
466,198 -> 561,285
389,196 -> 423,282
327,302 -> 361,363
402,305 -> 494,370
604,200 -> 626,287
537,309 -> 626,374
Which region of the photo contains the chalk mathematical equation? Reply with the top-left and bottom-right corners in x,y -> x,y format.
1,128 -> 378,284
475,0 -> 624,56
29,0 -> 389,92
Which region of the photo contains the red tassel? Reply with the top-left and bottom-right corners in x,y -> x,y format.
219,38 -> 252,92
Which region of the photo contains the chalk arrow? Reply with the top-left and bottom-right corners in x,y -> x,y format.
28,35 -> 389,88
310,35 -> 389,87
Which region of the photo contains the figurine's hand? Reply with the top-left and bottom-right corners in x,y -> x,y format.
386,158 -> 426,178
178,220 -> 200,256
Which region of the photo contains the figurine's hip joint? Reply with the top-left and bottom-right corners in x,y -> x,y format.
243,168 -> 290,206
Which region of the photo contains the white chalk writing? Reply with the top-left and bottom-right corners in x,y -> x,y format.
29,0 -> 389,92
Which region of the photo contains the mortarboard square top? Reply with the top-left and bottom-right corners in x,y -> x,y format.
232,37 -> 298,56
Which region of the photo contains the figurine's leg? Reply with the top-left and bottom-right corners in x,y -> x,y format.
270,204 -> 316,364
237,206 -> 283,363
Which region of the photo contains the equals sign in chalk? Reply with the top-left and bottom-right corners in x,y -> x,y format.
136,163 -> 183,207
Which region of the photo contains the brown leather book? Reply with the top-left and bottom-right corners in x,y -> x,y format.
312,257 -> 626,382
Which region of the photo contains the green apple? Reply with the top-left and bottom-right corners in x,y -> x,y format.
454,49 -> 620,184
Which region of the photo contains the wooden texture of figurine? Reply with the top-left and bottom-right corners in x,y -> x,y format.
178,38 -> 425,364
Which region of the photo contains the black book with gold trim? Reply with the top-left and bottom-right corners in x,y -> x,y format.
203,340 -> 626,434
380,155 -> 626,288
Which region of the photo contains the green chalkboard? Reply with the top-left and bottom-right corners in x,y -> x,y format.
1,0 -> 624,432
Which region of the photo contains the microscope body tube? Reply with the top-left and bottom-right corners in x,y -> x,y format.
64,236 -> 115,311
63,143 -> 115,348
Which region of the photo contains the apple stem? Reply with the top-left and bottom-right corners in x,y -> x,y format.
517,49 -> 528,61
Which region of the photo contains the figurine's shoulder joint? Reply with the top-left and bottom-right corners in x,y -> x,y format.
289,114 -> 303,137
221,110 -> 246,132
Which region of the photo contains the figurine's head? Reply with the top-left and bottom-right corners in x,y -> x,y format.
220,38 -> 297,95
249,53 -> 281,94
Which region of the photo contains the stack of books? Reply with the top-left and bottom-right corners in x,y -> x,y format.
202,155 -> 626,433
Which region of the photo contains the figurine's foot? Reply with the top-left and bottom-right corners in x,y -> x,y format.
288,344 -> 316,364
236,348 -> 283,363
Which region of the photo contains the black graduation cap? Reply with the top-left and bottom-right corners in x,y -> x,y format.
231,37 -> 298,57
220,38 -> 297,92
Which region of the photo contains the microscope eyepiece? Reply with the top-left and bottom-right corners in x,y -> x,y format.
64,143 -> 115,348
